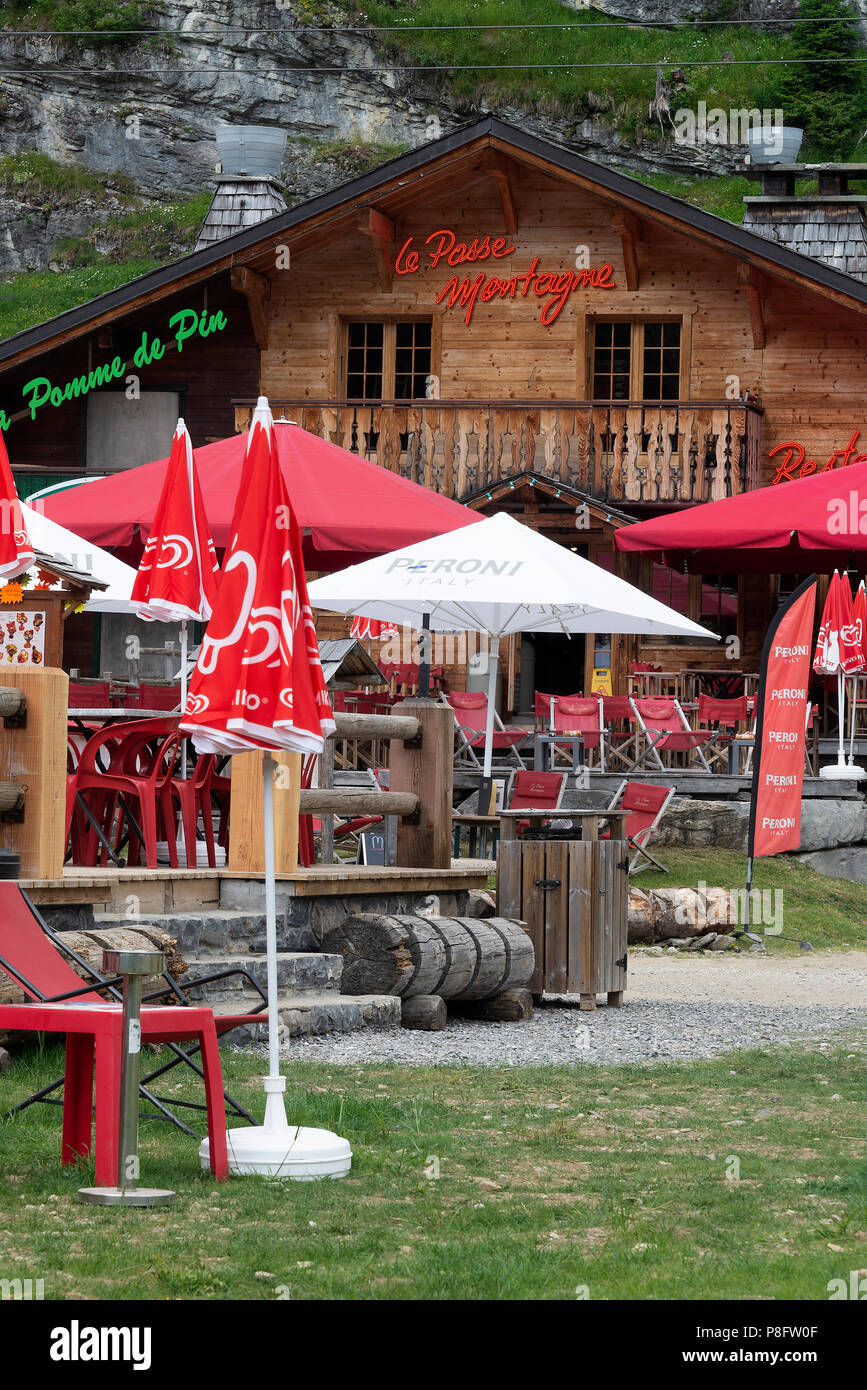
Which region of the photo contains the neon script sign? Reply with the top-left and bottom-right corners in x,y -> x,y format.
769,430 -> 867,485
0,307 -> 228,432
394,228 -> 616,327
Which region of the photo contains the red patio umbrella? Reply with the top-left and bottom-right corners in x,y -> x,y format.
41,422 -> 480,571
350,615 -> 399,641
131,418 -> 218,625
813,570 -> 865,778
181,399 -> 347,1180
0,432 -> 34,581
613,459 -> 867,574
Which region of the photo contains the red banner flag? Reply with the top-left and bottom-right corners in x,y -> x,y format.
748,577 -> 817,859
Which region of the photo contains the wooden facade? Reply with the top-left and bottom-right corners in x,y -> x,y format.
3,118 -> 867,707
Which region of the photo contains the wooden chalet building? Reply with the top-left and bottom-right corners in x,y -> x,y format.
3,117 -> 867,707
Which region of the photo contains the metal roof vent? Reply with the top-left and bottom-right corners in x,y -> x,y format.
215,125 -> 287,178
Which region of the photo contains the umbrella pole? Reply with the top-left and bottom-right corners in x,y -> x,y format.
837,669 -> 846,767
262,752 -> 289,1131
418,613 -> 431,698
848,675 -> 857,765
483,635 -> 500,780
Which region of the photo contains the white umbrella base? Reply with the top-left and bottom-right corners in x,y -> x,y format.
820,760 -> 866,780
200,1126 -> 352,1180
77,1186 -> 176,1207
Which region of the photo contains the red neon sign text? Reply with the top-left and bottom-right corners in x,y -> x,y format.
394,226 -> 616,327
769,429 -> 867,485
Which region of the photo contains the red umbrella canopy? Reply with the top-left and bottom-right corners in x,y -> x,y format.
131,418 -> 219,623
853,581 -> 867,671
42,419 -> 480,570
813,571 -> 863,676
0,431 -> 34,581
180,401 -> 335,757
350,615 -> 400,641
614,460 -> 867,574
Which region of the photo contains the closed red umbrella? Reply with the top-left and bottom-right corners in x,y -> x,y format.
131,418 -> 218,624
614,458 -> 867,573
42,422 -> 479,570
182,398 -> 346,1179
0,432 -> 34,581
813,571 -> 865,779
848,578 -> 867,765
350,615 -> 399,641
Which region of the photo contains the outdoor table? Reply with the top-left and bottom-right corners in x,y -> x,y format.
452,812 -> 500,859
534,730 -> 585,772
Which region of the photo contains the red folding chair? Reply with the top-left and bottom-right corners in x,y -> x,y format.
129,683 -> 183,711
534,690 -> 583,731
552,695 -> 605,771
602,780 -> 675,874
68,681 -> 111,709
631,697 -> 714,773
696,694 -> 749,772
511,769 -> 567,835
601,695 -> 641,772
0,885 -> 268,1183
445,691 -> 532,771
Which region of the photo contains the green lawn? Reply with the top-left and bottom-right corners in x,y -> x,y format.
0,1043 -> 863,1299
636,849 -> 867,953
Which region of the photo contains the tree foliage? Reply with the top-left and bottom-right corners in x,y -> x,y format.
777,0 -> 865,158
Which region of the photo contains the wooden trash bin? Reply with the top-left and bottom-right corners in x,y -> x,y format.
496,810 -> 629,1010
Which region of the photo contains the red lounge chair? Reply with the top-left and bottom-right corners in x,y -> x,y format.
630,697 -> 714,773
68,680 -> 111,709
128,683 -> 183,711
696,694 -> 749,772
601,695 -> 641,772
552,695 -> 606,771
0,885 -> 267,1182
511,770 -> 567,835
602,780 -> 675,874
445,691 -> 532,771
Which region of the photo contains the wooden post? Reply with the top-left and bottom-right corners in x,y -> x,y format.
389,700 -> 454,869
228,750 -> 301,874
0,668 -> 68,878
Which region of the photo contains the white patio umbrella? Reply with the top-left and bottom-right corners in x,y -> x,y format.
21,502 -> 138,613
309,511 -> 717,777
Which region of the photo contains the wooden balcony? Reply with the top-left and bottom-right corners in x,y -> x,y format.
232,399 -> 763,506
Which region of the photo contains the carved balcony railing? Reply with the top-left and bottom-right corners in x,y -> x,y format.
232,399 -> 763,505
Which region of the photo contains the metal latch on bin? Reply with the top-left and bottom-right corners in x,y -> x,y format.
534,878 -> 561,891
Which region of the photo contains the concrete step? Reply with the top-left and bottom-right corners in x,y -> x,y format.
211,991 -> 400,1040
180,952 -> 343,1002
93,910 -> 317,955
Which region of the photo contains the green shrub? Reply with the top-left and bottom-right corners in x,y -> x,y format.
777,0 -> 866,159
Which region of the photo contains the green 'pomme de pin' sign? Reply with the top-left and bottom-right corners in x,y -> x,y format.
0,307 -> 229,433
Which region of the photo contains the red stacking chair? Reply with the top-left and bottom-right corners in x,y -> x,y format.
68,680 -> 111,709
162,753 -> 230,868
0,885 -> 269,1183
601,695 -> 641,772
445,691 -> 532,771
696,694 -> 749,772
602,780 -> 675,874
552,695 -> 605,771
631,697 -> 714,773
69,718 -> 180,868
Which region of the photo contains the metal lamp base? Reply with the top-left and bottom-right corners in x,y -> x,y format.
77,1186 -> 176,1207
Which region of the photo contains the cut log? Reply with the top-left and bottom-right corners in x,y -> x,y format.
298,788 -> 418,818
332,712 -> 419,743
450,987 -> 534,1023
401,995 -> 447,1030
0,687 -> 25,720
320,913 -> 534,1000
0,781 -> 25,816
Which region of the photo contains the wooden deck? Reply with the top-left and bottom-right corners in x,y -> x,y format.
21,862 -> 492,910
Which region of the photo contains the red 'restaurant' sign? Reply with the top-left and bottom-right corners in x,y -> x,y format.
748,577 -> 817,858
769,429 -> 867,484
394,227 -> 616,327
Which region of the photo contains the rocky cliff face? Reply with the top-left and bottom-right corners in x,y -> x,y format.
0,0 -> 749,199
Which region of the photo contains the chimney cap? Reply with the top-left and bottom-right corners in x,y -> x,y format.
215,125 -> 287,179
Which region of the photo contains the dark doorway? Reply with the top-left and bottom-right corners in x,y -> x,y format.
519,632 -> 585,713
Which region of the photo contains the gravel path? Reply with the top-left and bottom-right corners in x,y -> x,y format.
285,951 -> 867,1067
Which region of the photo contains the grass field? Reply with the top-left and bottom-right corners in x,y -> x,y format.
0,1042 -> 863,1300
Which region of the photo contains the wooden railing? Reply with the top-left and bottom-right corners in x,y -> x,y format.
234,398 -> 764,504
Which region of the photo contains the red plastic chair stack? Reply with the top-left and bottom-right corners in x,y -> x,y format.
68,718 -> 180,868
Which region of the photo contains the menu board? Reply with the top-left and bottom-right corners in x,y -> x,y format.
0,610 -> 46,666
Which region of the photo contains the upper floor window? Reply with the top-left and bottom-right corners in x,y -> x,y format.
591,320 -> 682,401
345,319 -> 433,400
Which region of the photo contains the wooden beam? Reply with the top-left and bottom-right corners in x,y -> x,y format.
737,263 -> 766,350
611,209 -> 641,291
230,265 -> 271,350
358,207 -> 395,292
484,152 -> 518,235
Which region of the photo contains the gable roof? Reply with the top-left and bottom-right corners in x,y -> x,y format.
4,114 -> 867,372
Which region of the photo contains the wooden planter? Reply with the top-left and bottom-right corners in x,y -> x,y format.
497,811 -> 628,1010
